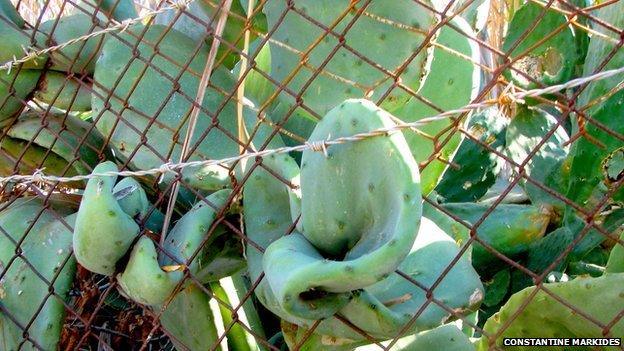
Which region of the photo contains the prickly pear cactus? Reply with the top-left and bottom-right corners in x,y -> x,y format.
156,0 -> 265,69
163,189 -> 245,283
0,0 -> 24,27
263,0 -> 438,144
436,107 -> 509,202
3,112 -> 108,175
0,70 -> 42,127
503,1 -> 579,89
73,162 -> 145,275
442,203 -> 553,269
117,236 -> 184,306
0,25 -> 48,69
78,0 -> 137,22
565,90 -> 624,216
158,282 -> 221,351
505,105 -> 569,210
266,99 -> 422,319
391,16 -> 481,195
244,99 -> 483,341
33,71 -> 92,111
577,1 -> 624,110
39,14 -> 106,74
0,198 -> 76,351
92,24 -> 278,202
477,274 -> 624,350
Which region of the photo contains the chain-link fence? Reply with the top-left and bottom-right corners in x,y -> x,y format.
0,0 -> 623,350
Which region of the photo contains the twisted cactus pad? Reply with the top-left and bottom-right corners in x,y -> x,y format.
117,236 -> 183,306
245,99 -> 482,340
265,99 -> 422,319
477,274 -> 624,350
0,198 -> 76,351
73,162 -> 145,275
263,0 -> 438,143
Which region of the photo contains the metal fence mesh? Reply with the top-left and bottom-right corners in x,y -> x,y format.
0,0 -> 623,350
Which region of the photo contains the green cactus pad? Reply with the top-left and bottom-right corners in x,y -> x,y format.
155,0 -> 264,69
78,0 -> 137,22
502,1 -> 579,89
159,283 -> 221,351
244,100 -> 481,339
180,163 -> 231,192
505,105 -> 569,210
33,71 -> 92,111
392,16 -> 481,195
0,26 -> 48,69
565,90 -> 624,215
0,137 -> 81,182
0,69 -> 42,127
263,0 -> 438,143
0,198 -> 76,351
442,203 -> 553,269
117,236 -> 184,306
477,274 -> 624,350
92,24 -> 279,202
577,1 -> 624,110
262,99 -> 421,319
113,176 -> 150,219
38,14 -> 106,74
5,111 -> 107,175
0,0 -> 24,27
73,162 -> 142,275
436,107 -> 509,202
162,189 -> 236,282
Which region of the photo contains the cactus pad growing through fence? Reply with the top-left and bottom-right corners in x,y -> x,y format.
162,189 -> 239,282
73,162 -> 145,275
159,283 -> 221,351
244,99 -> 482,340
263,99 -> 422,319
